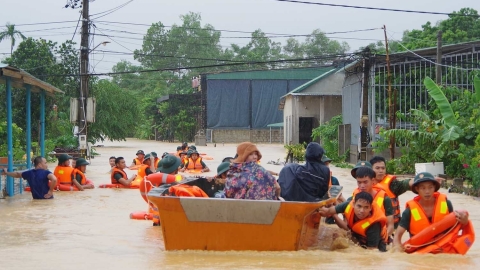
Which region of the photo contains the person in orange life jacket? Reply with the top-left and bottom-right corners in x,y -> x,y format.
180,150 -> 210,172
155,152 -> 170,172
151,152 -> 161,170
179,151 -> 188,168
322,155 -> 346,225
71,158 -> 94,191
129,150 -> 145,169
393,172 -> 469,251
319,191 -> 388,251
370,156 -> 444,229
2,156 -> 57,199
158,155 -> 182,175
107,156 -> 116,173
53,154 -> 74,186
138,153 -> 156,178
111,157 -> 137,186
347,164 -> 395,236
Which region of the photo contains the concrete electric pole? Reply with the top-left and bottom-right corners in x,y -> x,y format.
78,0 -> 90,158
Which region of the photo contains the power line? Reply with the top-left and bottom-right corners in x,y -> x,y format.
71,11 -> 83,41
14,20 -> 79,26
271,0 -> 480,17
91,0 -> 134,20
35,55 -> 353,77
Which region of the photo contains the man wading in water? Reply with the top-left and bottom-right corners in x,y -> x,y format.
2,156 -> 57,199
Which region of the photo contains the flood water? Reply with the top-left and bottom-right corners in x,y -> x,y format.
1,139 -> 479,269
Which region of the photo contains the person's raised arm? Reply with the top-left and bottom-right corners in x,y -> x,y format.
1,168 -> 22,178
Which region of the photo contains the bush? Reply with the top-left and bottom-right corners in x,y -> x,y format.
311,115 -> 348,162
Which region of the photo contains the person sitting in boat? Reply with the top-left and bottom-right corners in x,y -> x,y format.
319,191 -> 388,252
111,157 -> 137,187
71,158 -> 94,191
180,150 -> 210,173
224,142 -> 280,200
137,153 -> 156,179
151,152 -> 161,170
53,154 -> 74,188
393,172 -> 471,253
195,162 -> 230,197
129,150 -> 145,169
277,142 -> 330,202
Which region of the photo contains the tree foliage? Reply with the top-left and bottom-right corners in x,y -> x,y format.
0,23 -> 26,54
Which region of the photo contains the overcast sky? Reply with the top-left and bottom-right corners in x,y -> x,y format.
1,0 -> 479,74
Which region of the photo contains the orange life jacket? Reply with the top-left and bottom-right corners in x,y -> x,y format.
186,157 -> 203,170
154,158 -> 160,170
72,168 -> 86,185
344,200 -> 388,245
168,184 -> 209,197
111,167 -> 128,184
352,188 -> 388,215
54,166 -> 74,185
406,192 -> 449,236
134,158 -> 143,165
375,174 -> 400,224
137,164 -> 149,179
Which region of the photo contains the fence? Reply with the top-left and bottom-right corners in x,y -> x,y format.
0,163 -> 28,198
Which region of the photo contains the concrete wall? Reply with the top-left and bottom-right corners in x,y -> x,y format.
283,95 -> 293,144
342,73 -> 362,147
212,129 -> 283,144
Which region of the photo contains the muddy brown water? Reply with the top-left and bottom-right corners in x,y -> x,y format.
0,139 -> 479,269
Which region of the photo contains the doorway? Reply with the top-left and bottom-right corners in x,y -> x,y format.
299,117 -> 314,144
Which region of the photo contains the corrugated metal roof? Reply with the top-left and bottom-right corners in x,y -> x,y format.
0,64 -> 64,94
267,122 -> 283,128
281,67 -> 340,98
206,66 -> 335,80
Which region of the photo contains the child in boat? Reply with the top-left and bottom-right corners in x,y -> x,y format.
319,191 -> 388,252
71,158 -> 94,191
111,157 -> 137,186
180,150 -> 210,173
393,172 -> 470,252
224,142 -> 280,200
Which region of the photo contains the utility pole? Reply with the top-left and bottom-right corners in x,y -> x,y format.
436,31 -> 443,84
383,25 -> 395,159
79,0 -> 90,158
360,47 -> 371,161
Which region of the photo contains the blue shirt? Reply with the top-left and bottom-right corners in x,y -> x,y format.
22,169 -> 53,199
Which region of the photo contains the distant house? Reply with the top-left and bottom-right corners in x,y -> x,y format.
340,41 -> 480,163
279,68 -> 343,145
202,67 -> 337,143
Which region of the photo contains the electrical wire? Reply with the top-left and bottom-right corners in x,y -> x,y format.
34,54 -> 352,77
71,11 -> 83,41
90,0 -> 134,20
271,0 -> 480,17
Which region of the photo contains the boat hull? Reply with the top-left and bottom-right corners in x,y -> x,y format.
147,194 -> 337,251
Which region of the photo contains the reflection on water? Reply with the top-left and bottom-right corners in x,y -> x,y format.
0,139 -> 479,269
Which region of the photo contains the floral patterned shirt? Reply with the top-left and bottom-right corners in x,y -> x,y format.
224,161 -> 277,200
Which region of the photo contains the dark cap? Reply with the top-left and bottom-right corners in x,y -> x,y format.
351,161 -> 372,177
58,153 -> 73,163
412,172 -> 440,194
75,158 -> 89,167
321,155 -> 332,163
136,150 -> 145,155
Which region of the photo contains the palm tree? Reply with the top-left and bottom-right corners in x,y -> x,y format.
0,23 -> 26,54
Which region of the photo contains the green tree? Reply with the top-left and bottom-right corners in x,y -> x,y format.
398,8 -> 480,51
88,80 -> 139,142
0,23 -> 26,54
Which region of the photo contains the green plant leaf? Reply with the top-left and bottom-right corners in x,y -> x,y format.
474,76 -> 480,103
424,77 -> 457,128
440,126 -> 462,142
410,109 -> 430,122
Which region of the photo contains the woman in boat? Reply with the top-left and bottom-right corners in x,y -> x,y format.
224,142 -> 280,200
393,172 -> 471,253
